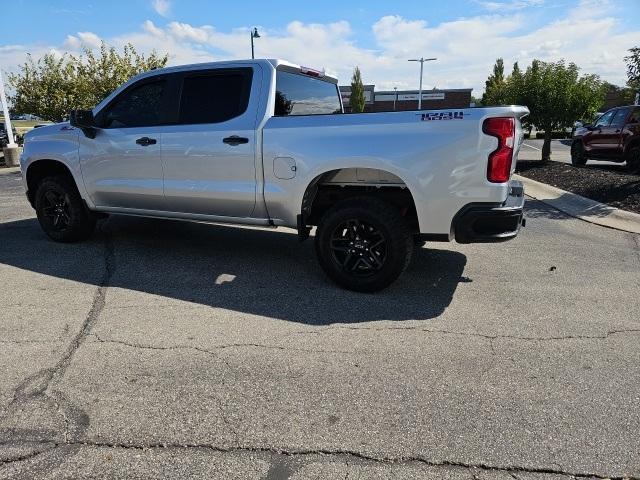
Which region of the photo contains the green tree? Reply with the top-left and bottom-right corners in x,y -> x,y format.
8,42 -> 168,122
350,66 -> 366,113
482,58 -> 509,106
506,62 -> 523,104
625,46 -> 640,96
515,60 -> 605,162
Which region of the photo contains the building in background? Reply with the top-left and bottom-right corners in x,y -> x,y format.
339,85 -> 375,112
340,86 -> 473,112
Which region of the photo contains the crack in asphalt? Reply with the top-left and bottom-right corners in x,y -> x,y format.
630,232 -> 640,265
0,340 -> 61,345
88,333 -> 354,356
6,225 -> 115,408
1,224 -> 114,450
86,325 -> 640,365
0,440 -> 636,479
309,325 -> 640,343
0,443 -> 57,466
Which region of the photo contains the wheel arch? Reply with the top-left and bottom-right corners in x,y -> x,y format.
25,159 -> 77,207
299,167 -> 420,236
624,137 -> 640,157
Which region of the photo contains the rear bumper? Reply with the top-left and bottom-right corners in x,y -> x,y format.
452,180 -> 525,243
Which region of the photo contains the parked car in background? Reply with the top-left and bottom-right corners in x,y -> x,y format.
0,123 -> 18,148
571,106 -> 640,173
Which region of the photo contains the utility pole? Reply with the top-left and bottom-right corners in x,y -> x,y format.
0,70 -> 15,146
408,57 -> 437,110
250,28 -> 260,59
393,87 -> 398,111
0,69 -> 19,167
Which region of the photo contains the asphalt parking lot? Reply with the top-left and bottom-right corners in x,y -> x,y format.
0,169 -> 639,479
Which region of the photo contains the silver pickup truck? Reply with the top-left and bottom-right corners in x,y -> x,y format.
20,59 -> 528,292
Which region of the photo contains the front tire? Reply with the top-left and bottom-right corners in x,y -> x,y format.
35,175 -> 96,242
315,197 -> 413,292
626,146 -> 640,174
571,141 -> 587,167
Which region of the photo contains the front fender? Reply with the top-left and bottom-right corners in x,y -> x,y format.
21,126 -> 94,208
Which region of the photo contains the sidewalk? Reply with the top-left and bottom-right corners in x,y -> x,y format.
516,174 -> 640,234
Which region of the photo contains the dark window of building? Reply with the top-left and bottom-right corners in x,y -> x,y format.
103,80 -> 166,128
178,69 -> 253,125
610,107 -> 629,128
275,71 -> 342,116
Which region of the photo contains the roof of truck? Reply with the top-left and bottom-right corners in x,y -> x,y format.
137,58 -> 339,84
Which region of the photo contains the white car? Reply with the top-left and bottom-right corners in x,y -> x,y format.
20,59 -> 528,291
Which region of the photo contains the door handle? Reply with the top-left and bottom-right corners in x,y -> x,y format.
223,135 -> 249,146
136,137 -> 157,146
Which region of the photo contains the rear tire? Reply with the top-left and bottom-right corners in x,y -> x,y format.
571,141 -> 587,166
315,197 -> 413,292
626,146 -> 640,174
35,175 -> 96,242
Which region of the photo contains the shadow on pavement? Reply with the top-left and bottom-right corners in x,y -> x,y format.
0,216 -> 467,324
523,199 -> 571,220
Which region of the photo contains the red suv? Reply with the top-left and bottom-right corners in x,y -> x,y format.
571,105 -> 640,173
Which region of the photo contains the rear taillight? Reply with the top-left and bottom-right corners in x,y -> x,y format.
483,117 -> 515,183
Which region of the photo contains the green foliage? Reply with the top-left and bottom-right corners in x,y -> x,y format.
350,66 -> 366,113
8,43 -> 168,122
471,95 -> 483,106
625,46 -> 640,93
482,58 -> 605,161
482,58 -> 509,106
603,82 -> 636,107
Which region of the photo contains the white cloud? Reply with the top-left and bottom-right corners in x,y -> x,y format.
476,0 -> 544,11
152,0 -> 171,17
2,6 -> 639,96
64,31 -> 102,50
167,22 -> 212,43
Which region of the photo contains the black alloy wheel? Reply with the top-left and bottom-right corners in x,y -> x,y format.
315,197 -> 413,292
329,219 -> 387,277
40,189 -> 72,232
35,175 -> 96,242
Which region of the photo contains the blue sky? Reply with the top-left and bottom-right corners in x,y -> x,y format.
2,0 -> 639,93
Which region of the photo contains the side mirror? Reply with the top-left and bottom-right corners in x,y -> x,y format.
69,109 -> 94,128
69,110 -> 97,138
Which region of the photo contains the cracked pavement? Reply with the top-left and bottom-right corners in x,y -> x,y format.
0,170 -> 639,479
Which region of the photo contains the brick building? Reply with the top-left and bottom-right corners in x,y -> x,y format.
340,86 -> 473,112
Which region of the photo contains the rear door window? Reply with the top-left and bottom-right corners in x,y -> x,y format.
610,108 -> 630,128
275,71 -> 342,116
178,69 -> 253,125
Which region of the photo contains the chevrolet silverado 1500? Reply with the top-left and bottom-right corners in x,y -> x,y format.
20,59 -> 528,292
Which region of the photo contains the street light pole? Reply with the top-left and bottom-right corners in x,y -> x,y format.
0,70 -> 15,146
408,57 -> 437,110
250,28 -> 260,59
393,87 -> 398,111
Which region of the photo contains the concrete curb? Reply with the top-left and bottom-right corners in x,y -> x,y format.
0,166 -> 21,175
514,174 -> 640,234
